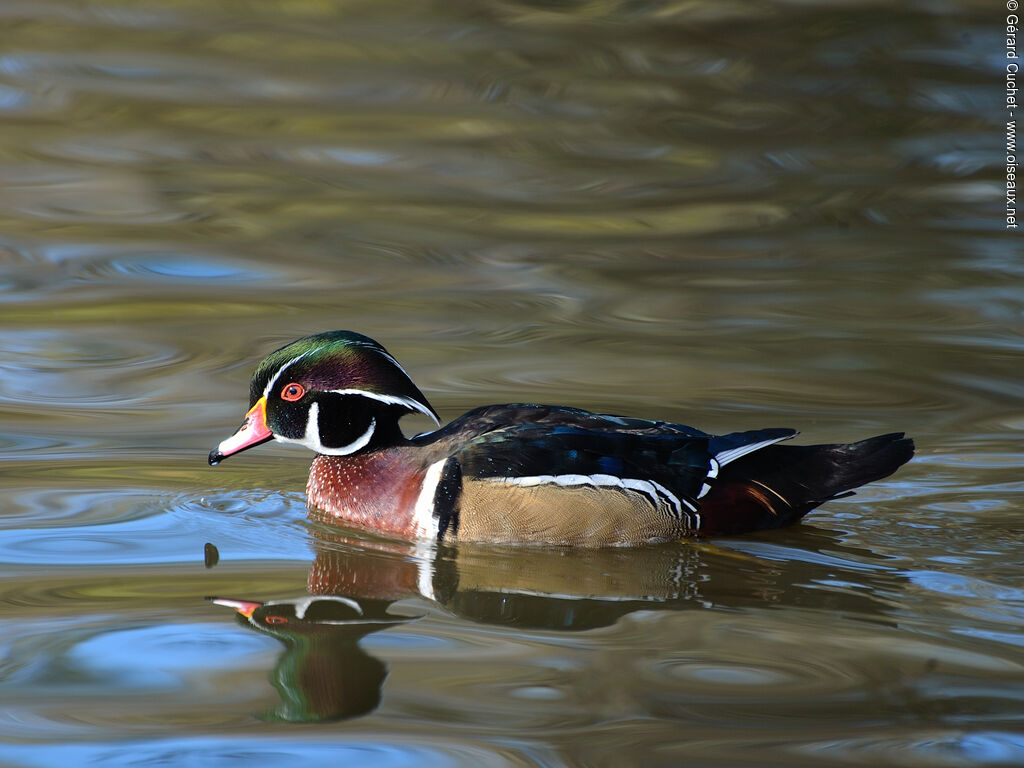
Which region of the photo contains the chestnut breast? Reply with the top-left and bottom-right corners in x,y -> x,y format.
306,451 -> 427,537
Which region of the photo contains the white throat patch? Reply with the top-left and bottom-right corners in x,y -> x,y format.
273,401 -> 377,456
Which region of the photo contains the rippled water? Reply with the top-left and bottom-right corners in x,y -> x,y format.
1,1 -> 1021,766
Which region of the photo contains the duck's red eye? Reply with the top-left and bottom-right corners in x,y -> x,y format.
264,615 -> 288,625
281,383 -> 305,401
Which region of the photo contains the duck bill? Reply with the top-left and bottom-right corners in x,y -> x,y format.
208,396 -> 273,466
207,596 -> 262,617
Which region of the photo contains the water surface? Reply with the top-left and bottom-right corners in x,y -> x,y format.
1,1 -> 1021,766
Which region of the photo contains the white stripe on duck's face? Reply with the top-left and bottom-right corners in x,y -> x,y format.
273,400 -> 378,456
255,342 -> 438,457
272,397 -> 380,456
257,349 -> 382,456
262,350 -> 313,401
328,388 -> 440,425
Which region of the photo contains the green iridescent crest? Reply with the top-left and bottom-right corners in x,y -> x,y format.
250,330 -> 438,421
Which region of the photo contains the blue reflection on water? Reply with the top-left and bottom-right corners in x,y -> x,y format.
66,624 -> 273,688
960,732 -> 1024,765
0,491 -> 311,565
2,738 -> 502,768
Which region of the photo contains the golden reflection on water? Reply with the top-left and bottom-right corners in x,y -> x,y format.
0,0 -> 1021,765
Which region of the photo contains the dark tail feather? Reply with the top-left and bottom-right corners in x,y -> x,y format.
698,433 -> 914,536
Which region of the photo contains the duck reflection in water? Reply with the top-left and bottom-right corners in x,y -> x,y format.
315,532 -> 899,628
208,594 -> 414,722
209,522 -> 898,723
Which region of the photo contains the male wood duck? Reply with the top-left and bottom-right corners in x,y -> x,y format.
208,331 -> 914,546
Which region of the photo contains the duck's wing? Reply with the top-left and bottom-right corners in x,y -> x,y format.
463,419 -> 794,505
416,404 -> 796,543
411,403 -> 711,443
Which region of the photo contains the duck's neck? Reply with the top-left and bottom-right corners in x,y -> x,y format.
306,448 -> 431,538
363,415 -> 410,451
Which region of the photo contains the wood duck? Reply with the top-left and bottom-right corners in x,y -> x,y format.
208,331 -> 914,546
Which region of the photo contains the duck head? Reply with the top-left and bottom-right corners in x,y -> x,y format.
208,331 -> 438,465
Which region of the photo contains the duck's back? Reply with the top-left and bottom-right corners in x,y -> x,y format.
410,404 -> 915,546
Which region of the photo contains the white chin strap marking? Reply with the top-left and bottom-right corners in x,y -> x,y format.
274,402 -> 377,456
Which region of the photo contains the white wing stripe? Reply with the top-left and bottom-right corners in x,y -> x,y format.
500,473 -> 694,521
698,457 -> 720,499
714,435 -> 793,466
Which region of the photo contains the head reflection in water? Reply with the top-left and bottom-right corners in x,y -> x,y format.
208,594 -> 414,723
